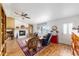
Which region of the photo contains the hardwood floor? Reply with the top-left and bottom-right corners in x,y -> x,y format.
6,39 -> 25,56
35,43 -> 73,56
5,38 -> 73,56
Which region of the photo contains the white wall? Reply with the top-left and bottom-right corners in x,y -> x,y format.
48,15 -> 79,45
33,15 -> 79,45
14,19 -> 29,28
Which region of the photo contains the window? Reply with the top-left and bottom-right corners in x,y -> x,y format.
37,23 -> 49,36
63,23 -> 73,34
42,25 -> 49,34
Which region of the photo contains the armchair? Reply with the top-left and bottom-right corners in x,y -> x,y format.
42,33 -> 51,46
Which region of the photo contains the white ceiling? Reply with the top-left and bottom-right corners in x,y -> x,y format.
2,3 -> 79,24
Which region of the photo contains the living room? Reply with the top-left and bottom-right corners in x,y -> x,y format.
0,3 -> 79,56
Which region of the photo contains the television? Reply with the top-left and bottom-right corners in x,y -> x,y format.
19,30 -> 26,36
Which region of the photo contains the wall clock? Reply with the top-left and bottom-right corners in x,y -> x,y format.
52,26 -> 57,30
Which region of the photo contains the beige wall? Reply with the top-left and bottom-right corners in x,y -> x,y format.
6,17 -> 15,29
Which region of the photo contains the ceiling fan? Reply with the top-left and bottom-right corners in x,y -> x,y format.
14,11 -> 30,19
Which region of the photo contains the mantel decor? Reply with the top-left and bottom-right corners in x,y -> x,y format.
16,26 -> 19,29
21,25 -> 25,29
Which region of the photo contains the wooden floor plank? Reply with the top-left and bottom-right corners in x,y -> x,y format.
6,39 -> 25,56
35,43 -> 73,56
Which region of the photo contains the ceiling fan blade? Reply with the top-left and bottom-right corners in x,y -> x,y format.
21,13 -> 28,16
14,12 -> 21,15
25,17 -> 30,19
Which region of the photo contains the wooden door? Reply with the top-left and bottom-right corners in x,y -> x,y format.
28,24 -> 33,36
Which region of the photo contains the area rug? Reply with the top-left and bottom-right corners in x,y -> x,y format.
17,39 -> 43,56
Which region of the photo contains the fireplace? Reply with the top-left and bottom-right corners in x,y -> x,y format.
14,28 -> 28,39
19,30 -> 26,36
17,29 -> 27,39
